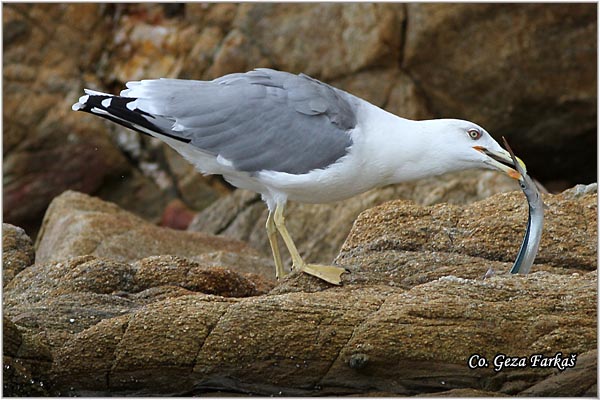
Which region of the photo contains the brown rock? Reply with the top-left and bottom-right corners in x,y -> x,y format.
133,255 -> 272,297
207,29 -> 272,78
2,223 -> 34,286
51,272 -> 595,396
7,183 -> 596,396
3,317 -> 53,396
35,191 -> 258,268
415,388 -> 509,397
403,3 -> 597,184
232,3 -> 404,80
518,350 -> 597,397
340,187 -> 597,273
160,198 -> 197,230
189,171 -> 519,266
4,254 -> 271,351
332,68 -> 432,121
162,145 -> 230,212
93,167 -> 171,226
3,4 -> 170,233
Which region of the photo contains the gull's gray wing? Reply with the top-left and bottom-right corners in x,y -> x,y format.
77,69 -> 358,175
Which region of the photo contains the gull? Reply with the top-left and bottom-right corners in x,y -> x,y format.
72,68 -> 521,285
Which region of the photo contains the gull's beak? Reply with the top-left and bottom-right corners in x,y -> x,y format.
473,145 -> 523,180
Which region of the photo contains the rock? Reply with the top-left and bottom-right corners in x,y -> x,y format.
3,317 -> 53,396
415,388 -> 509,397
6,183 -> 596,396
403,3 -> 597,184
518,350 -> 596,396
159,198 -> 197,230
231,4 -> 404,80
92,167 -> 172,225
162,145 -> 231,212
339,188 -> 597,276
331,68 -> 431,121
107,5 -> 196,82
3,255 -> 272,350
133,255 -> 272,298
3,4 -> 171,234
34,191 -> 263,271
189,171 -> 519,266
2,223 -> 34,286
49,272 -> 595,396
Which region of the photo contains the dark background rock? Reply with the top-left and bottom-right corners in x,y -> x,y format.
2,3 -> 597,238
403,3 -> 597,185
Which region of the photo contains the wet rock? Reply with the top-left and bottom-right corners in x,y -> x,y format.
2,223 -> 34,286
3,317 -> 53,396
189,171 -> 519,266
404,3 -> 597,184
35,191 -> 259,269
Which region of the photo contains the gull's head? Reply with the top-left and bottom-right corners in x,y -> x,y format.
423,119 -> 523,180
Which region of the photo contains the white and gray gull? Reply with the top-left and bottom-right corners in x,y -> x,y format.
72,68 -> 522,285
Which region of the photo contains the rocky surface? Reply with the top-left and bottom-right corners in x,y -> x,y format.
3,317 -> 53,396
3,185 -> 597,396
338,186 -> 597,279
45,271 -> 598,396
34,191 -> 274,281
3,3 -> 596,236
2,223 -> 34,286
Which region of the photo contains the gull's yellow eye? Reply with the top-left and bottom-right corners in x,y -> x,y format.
468,129 -> 482,140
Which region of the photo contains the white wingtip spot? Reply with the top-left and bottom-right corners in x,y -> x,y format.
126,100 -> 137,111
101,98 -> 112,108
72,102 -> 83,111
91,107 -> 111,116
78,94 -> 89,104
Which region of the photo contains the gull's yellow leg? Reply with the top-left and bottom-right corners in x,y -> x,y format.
273,203 -> 346,285
266,210 -> 286,280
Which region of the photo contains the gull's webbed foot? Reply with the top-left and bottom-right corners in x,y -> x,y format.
294,263 -> 347,285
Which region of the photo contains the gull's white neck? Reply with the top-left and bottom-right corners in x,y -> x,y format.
357,103 -> 462,185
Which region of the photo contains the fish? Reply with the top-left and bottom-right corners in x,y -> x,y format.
502,137 -> 545,274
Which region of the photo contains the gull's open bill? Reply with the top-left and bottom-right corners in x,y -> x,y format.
502,137 -> 545,274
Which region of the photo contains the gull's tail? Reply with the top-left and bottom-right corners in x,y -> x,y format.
71,89 -> 190,143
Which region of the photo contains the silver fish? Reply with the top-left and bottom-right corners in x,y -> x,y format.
502,137 -> 545,274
